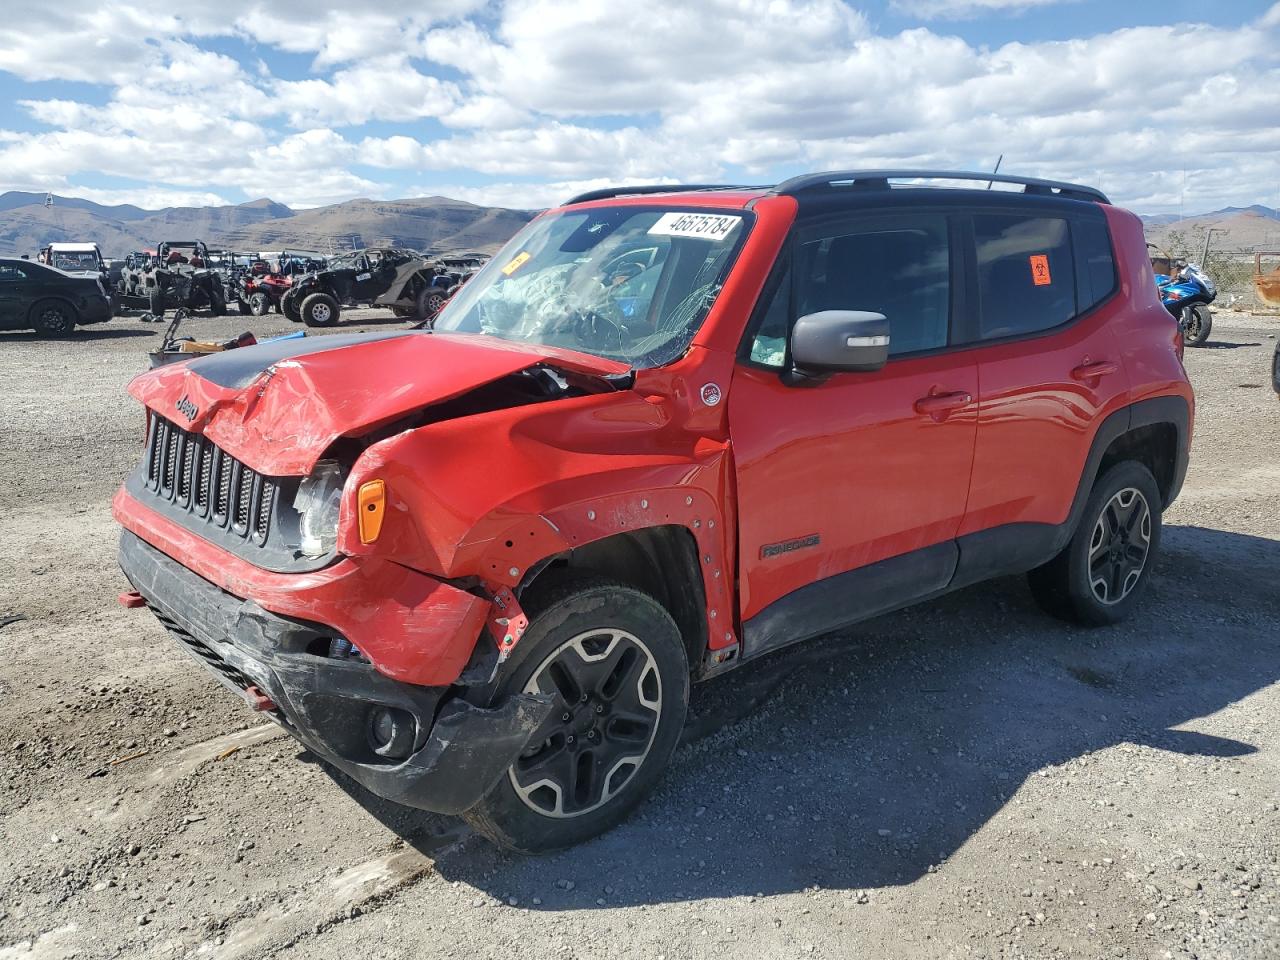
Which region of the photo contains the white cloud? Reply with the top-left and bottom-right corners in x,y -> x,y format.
0,0 -> 1277,214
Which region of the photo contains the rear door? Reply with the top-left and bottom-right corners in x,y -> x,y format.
953,205 -> 1131,580
729,210 -> 978,656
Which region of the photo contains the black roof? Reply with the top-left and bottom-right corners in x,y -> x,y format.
564,170 -> 1108,207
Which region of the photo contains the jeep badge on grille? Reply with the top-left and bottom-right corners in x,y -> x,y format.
175,395 -> 198,422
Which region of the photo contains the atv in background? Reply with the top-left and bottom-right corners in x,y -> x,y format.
121,241 -> 227,319
279,247 -> 447,326
236,261 -> 293,316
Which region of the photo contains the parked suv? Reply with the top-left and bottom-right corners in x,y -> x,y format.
114,171 -> 1192,852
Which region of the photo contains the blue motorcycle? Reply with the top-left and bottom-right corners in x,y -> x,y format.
1156,261 -> 1215,347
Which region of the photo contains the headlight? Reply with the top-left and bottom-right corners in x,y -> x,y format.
293,460 -> 345,558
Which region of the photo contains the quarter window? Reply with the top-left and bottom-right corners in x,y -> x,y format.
972,214 -> 1075,340
0,265 -> 25,281
796,215 -> 951,357
1073,218 -> 1117,312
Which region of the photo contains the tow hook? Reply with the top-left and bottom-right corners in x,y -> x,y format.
243,686 -> 277,712
487,585 -> 529,661
117,590 -> 146,609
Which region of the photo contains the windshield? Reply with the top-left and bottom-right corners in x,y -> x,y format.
52,252 -> 100,271
434,206 -> 749,368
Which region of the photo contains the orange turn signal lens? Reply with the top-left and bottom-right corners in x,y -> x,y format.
357,479 -> 386,544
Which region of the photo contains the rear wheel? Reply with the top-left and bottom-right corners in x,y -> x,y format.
31,299 -> 76,336
208,282 -> 227,316
1028,461 -> 1162,626
301,292 -> 340,327
148,286 -> 165,319
463,580 -> 689,854
415,286 -> 447,323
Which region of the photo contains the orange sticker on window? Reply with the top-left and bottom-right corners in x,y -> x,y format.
1029,254 -> 1052,286
501,251 -> 531,276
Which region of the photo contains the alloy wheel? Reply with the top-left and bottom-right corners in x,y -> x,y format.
509,628 -> 662,818
1179,305 -> 1201,342
310,302 -> 331,323
1088,486 -> 1152,605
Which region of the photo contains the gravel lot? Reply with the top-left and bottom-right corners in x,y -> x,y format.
1,306 -> 1278,960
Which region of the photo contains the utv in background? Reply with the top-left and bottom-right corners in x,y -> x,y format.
279,247 -> 446,326
122,241 -> 227,318
117,251 -> 155,299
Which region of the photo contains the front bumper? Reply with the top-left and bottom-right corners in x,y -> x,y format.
119,531 -> 553,815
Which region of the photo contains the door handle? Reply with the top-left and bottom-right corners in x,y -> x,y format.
914,390 -> 972,418
1071,360 -> 1118,381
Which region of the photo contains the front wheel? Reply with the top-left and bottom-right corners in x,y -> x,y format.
1179,303 -> 1212,346
301,292 -> 340,327
1028,461 -> 1163,626
246,292 -> 269,316
463,580 -> 689,854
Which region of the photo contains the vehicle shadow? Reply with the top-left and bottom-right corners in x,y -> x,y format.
319,524 -> 1280,909
0,327 -> 157,342
1198,341 -> 1260,350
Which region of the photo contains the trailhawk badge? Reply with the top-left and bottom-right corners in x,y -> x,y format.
175,395 -> 199,422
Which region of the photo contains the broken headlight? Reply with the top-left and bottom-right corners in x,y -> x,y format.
293,460 -> 345,558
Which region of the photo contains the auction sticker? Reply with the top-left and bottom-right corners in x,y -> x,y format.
502,251 -> 532,275
648,212 -> 741,241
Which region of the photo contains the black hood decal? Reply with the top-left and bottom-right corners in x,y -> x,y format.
186,331 -> 416,389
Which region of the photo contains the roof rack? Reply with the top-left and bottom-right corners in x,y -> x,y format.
563,184 -> 755,205
771,170 -> 1109,204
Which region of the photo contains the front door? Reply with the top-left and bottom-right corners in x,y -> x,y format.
728,210 -> 977,657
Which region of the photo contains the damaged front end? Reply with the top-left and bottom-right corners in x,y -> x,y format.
119,530 -> 553,814
113,329 -> 634,812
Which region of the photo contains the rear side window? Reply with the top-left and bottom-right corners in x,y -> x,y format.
1073,218 -> 1117,312
795,214 -> 950,356
972,214 -> 1075,340
0,265 -> 25,281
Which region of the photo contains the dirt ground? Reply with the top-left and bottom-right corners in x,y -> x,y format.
1,305 -> 1278,960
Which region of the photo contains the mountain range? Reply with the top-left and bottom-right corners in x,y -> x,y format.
0,192 -> 535,258
1141,204 -> 1280,251
3,190 -> 1277,261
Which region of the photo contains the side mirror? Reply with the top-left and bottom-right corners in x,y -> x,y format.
790,310 -> 889,375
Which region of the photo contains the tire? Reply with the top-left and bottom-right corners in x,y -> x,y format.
281,290 -> 302,323
300,292 -> 340,327
462,579 -> 689,854
1179,303 -> 1212,347
415,286 -> 447,323
208,282 -> 227,317
1027,461 -> 1163,627
246,292 -> 269,316
1272,343 -> 1280,397
148,286 -> 166,319
30,299 -> 77,336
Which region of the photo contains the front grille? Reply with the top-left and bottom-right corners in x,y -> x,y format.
144,415 -> 277,547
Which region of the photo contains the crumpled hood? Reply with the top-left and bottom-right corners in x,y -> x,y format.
128,330 -> 629,476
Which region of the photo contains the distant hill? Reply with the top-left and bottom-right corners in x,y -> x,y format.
1143,204 -> 1280,252
0,192 -> 534,258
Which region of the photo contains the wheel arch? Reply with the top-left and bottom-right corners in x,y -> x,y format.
516,525 -> 710,677
1080,396 -> 1190,520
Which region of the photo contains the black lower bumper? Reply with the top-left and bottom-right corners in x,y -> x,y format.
119,531 -> 552,815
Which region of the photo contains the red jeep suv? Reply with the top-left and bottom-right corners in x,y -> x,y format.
115,171 -> 1192,852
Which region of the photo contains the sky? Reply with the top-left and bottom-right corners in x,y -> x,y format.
0,0 -> 1277,215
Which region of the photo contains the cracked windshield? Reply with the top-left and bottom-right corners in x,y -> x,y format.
434,207 -> 748,368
